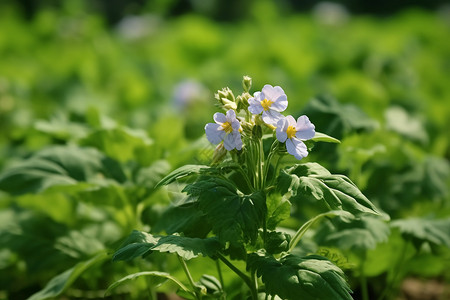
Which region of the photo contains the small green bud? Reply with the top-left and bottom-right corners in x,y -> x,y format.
242,75 -> 252,92
252,124 -> 263,139
215,87 -> 237,110
212,143 -> 227,164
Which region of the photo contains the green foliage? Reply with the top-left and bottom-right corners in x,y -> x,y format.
28,252 -> 109,300
105,271 -> 191,297
0,145 -> 125,195
247,252 -> 352,300
278,163 -> 385,217
315,215 -> 391,250
391,217 -> 450,249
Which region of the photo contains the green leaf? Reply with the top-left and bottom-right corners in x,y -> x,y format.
278,163 -> 386,218
314,215 -> 390,250
266,193 -> 291,230
112,230 -> 159,261
80,127 -> 155,164
391,217 -> 450,249
153,202 -> 211,238
156,164 -> 210,187
152,235 -> 222,260
0,145 -> 125,195
105,271 -> 191,297
301,95 -> 377,139
247,252 -> 352,300
113,231 -> 221,261
27,252 -> 109,300
183,177 -> 266,245
312,132 -> 341,144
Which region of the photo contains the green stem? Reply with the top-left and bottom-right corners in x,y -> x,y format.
216,253 -> 257,300
360,251 -> 369,300
216,259 -> 225,291
178,255 -> 201,300
288,211 -> 342,252
377,240 -> 409,300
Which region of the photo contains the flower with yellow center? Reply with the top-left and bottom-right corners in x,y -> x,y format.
276,115 -> 315,160
248,84 -> 288,126
205,110 -> 242,151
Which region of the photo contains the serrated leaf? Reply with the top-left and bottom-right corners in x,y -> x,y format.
156,164 -> 210,187
105,271 -> 191,297
247,252 -> 352,300
183,177 -> 266,245
391,217 -> 450,249
27,252 -> 109,300
312,132 -> 341,143
0,146 -> 125,195
278,163 -> 385,218
112,230 -> 159,261
152,235 -> 221,260
266,193 -> 291,230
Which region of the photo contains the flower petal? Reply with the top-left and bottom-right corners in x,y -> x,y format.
205,123 -> 225,144
223,132 -> 241,150
226,109 -> 237,121
262,110 -> 283,126
295,115 -> 315,140
286,138 -> 308,160
276,129 -> 287,143
248,98 -> 263,114
271,94 -> 288,112
276,118 -> 289,142
262,85 -> 285,101
213,112 -> 227,124
285,115 -> 297,127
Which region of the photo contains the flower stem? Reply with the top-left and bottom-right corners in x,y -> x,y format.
216,252 -> 257,300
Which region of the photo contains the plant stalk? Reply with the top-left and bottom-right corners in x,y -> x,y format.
216,252 -> 258,300
178,255 -> 202,300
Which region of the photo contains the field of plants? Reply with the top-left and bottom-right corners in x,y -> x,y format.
0,1 -> 449,299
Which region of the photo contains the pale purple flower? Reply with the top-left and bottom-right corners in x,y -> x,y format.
205,110 -> 242,151
248,84 -> 288,125
276,115 -> 315,160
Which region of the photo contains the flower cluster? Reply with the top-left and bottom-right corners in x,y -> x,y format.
205,78 -> 315,160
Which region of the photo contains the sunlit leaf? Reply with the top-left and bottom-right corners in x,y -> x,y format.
247,252 -> 352,300
112,230 -> 159,261
152,235 -> 221,260
312,132 -> 341,144
278,163 -> 386,218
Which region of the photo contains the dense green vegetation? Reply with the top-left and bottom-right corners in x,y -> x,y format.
0,2 -> 449,299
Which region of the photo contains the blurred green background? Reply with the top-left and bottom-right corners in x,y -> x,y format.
0,0 -> 449,299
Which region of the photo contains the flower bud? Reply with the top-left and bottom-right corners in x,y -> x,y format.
215,87 -> 237,110
242,75 -> 252,92
252,124 -> 263,139
212,143 -> 227,164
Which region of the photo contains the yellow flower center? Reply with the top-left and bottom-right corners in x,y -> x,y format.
221,121 -> 233,134
286,126 -> 296,139
261,98 -> 273,111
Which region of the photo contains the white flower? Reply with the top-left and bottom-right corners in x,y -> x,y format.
248,84 -> 288,125
276,115 -> 315,160
205,110 -> 242,151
